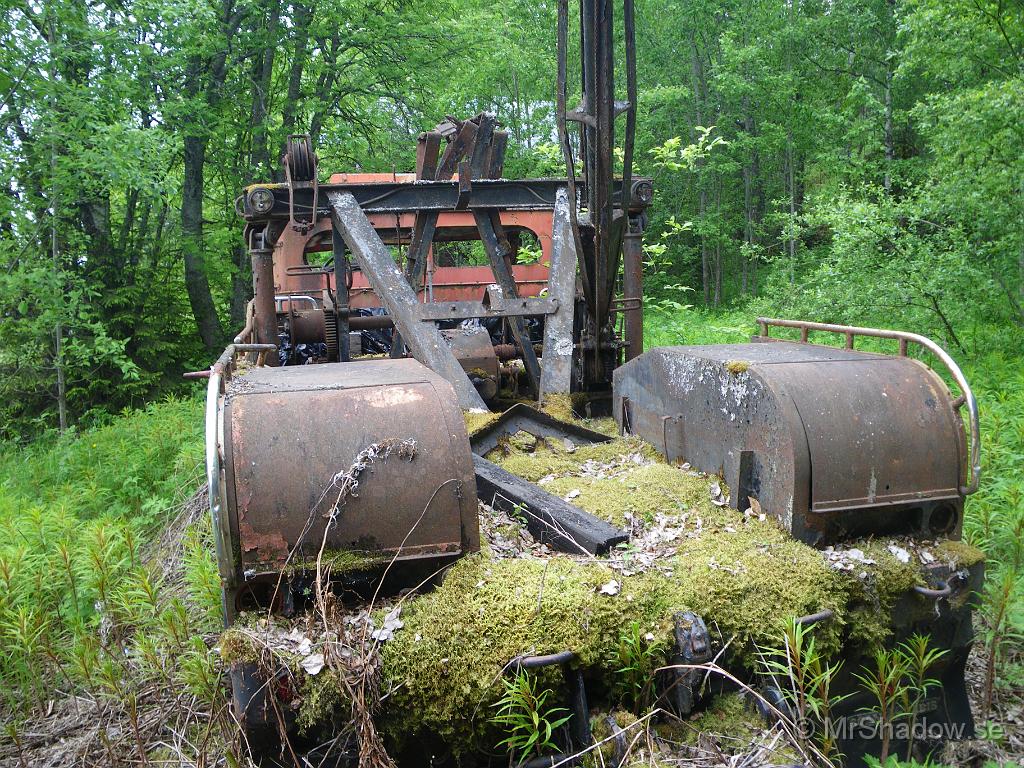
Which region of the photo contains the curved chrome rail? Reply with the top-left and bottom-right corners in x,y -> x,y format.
204,343 -> 278,606
756,317 -> 981,495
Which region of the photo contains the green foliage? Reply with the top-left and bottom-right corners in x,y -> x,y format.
853,635 -> 947,762
0,397 -> 214,721
757,618 -> 847,761
490,672 -> 572,763
864,757 -> 952,768
608,620 -> 667,713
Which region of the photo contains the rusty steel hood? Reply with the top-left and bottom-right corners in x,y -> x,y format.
221,359 -> 479,576
614,342 -> 968,546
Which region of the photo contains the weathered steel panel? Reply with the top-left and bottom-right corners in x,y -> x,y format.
223,359 -> 479,572
614,342 -> 967,545
540,188 -> 577,398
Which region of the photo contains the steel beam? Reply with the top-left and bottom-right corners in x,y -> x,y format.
473,455 -> 628,555
416,296 -> 558,321
622,215 -> 644,362
474,209 -> 543,396
540,188 -> 577,397
242,178 -> 648,221
249,239 -> 280,365
328,191 -> 486,410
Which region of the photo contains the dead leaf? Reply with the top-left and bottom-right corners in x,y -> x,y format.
301,653 -> 325,675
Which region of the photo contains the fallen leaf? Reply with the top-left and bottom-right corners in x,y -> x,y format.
301,653 -> 325,675
887,544 -> 911,564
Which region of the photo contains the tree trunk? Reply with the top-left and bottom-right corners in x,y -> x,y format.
229,243 -> 251,331
689,30 -> 709,305
786,133 -> 797,283
182,129 -> 224,353
178,0 -> 244,353
741,95 -> 760,296
249,1 -> 282,180
883,62 -> 893,194
883,0 -> 896,194
281,3 -> 314,138
714,179 -> 722,306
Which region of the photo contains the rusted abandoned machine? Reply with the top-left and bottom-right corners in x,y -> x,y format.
199,1 -> 982,764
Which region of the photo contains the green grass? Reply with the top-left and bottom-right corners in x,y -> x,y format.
0,396 -> 223,732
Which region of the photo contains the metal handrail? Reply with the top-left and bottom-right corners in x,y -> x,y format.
756,317 -> 981,494
274,294 -> 318,311
205,343 -> 278,604
232,299 -> 256,344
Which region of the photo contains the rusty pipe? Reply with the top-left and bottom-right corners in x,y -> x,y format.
494,343 -> 519,361
250,245 -> 279,365
348,314 -> 394,330
795,608 -> 834,626
622,220 -> 644,362
913,580 -> 952,600
233,299 -> 256,345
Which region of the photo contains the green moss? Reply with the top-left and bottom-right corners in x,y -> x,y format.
652,693 -> 799,763
379,506 -> 845,753
464,410 -> 501,435
587,710 -> 639,766
296,669 -> 348,734
725,360 -> 750,375
587,417 -> 620,436
219,629 -> 258,666
487,433 -> 659,486
837,539 -> 923,649
283,548 -> 391,575
655,693 -> 751,747
540,463 -> 713,526
539,392 -> 584,422
220,620 -> 351,735
380,554 -> 668,751
933,539 -> 986,569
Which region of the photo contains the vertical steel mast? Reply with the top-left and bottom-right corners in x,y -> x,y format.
557,0 -> 640,388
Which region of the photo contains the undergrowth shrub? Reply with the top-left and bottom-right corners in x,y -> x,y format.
0,396 -> 214,720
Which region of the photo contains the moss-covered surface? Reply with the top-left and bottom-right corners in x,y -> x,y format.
832,539 -> 923,649
725,360 -> 750,375
933,538 -> 986,568
378,527 -> 842,751
486,432 -> 659,487
219,616 -> 352,736
650,693 -> 800,763
221,406 -> 982,759
587,709 -> 639,766
282,548 -> 391,574
539,392 -> 587,422
540,463 -> 712,526
464,409 -> 501,435
373,419 -> 958,755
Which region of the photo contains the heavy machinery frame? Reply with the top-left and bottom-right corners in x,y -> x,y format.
198,1 -> 984,764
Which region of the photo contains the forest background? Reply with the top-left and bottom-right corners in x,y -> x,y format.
1,0 -> 1021,437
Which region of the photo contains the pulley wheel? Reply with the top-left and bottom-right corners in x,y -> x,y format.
285,136 -> 316,182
